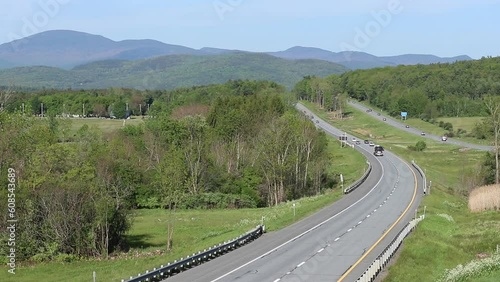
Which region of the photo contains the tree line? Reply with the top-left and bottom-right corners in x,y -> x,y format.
295,57 -> 500,120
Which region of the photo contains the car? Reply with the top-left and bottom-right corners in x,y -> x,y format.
352,137 -> 357,142
315,120 -> 319,123
374,145 -> 384,156
356,140 -> 361,145
369,141 -> 375,146
383,118 -> 387,121
364,140 -> 369,144
405,125 -> 410,128
441,136 -> 448,141
421,132 -> 426,136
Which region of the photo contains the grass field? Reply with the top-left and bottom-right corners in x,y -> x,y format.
0,134 -> 366,282
67,117 -> 145,133
438,116 -> 486,133
302,101 -> 500,281
353,100 -> 492,146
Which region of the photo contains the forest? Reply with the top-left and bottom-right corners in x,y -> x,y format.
294,56 -> 500,139
0,80 -> 334,261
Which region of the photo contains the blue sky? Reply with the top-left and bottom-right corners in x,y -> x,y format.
1,0 -> 499,59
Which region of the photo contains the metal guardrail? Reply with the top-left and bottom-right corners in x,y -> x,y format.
411,160 -> 427,195
356,215 -> 425,282
122,225 -> 264,282
344,162 -> 372,194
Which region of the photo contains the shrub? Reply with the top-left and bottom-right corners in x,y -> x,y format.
415,140 -> 427,151
409,140 -> 427,152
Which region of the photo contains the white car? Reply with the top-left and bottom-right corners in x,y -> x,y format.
441,136 -> 448,141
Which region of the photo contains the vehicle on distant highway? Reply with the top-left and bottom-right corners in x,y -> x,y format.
364,139 -> 369,144
421,132 -> 426,136
369,141 -> 375,146
374,145 -> 384,156
383,118 -> 387,121
441,136 -> 448,141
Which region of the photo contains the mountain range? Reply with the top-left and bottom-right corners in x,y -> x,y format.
0,30 -> 472,89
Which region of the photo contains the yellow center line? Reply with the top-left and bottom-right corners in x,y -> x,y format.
338,158 -> 419,282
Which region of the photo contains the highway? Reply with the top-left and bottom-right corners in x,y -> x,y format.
348,101 -> 493,152
163,104 -> 424,282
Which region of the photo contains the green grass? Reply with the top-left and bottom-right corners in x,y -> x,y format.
67,117 -> 144,134
437,117 -> 486,133
351,100 -> 492,146
301,100 -> 500,281
0,134 -> 366,282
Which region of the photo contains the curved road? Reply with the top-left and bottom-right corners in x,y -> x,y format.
163,104 -> 424,282
348,101 -> 493,152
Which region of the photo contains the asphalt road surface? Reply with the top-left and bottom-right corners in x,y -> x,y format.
162,104 -> 424,282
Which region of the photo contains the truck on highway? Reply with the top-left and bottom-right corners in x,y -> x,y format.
374,145 -> 384,156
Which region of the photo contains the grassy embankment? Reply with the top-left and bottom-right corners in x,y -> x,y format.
0,116 -> 366,282
302,100 -> 500,282
355,100 -> 491,146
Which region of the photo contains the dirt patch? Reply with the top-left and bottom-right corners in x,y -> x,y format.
327,111 -> 352,121
353,128 -> 372,137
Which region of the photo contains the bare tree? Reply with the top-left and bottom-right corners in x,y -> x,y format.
0,84 -> 14,112
484,95 -> 500,184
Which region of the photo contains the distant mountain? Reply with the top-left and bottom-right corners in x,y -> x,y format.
0,30 -> 473,70
0,52 -> 348,90
0,30 -> 205,69
268,46 -> 473,69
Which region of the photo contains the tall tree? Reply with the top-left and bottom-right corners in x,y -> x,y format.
484,95 -> 500,184
0,85 -> 13,112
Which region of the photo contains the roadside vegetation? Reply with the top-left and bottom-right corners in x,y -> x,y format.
302,101 -> 500,282
469,184 -> 500,212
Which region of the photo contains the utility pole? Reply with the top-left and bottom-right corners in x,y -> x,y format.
41,103 -> 44,117
82,103 -> 85,117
